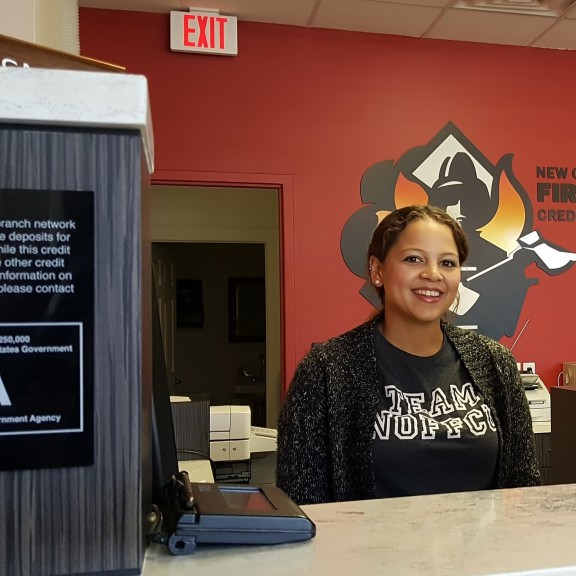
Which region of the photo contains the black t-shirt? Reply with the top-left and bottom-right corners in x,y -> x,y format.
371,324 -> 499,498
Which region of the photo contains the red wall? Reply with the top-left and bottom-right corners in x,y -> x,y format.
80,9 -> 576,391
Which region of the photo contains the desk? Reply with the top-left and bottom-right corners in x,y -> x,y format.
178,460 -> 214,482
551,387 -> 576,484
143,483 -> 576,575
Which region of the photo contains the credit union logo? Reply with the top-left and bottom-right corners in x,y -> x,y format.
341,121 -> 576,341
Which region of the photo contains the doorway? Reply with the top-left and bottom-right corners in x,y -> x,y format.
150,185 -> 281,428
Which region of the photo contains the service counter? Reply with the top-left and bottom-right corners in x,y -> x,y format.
143,483 -> 576,576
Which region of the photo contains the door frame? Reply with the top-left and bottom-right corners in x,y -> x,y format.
151,169 -> 296,422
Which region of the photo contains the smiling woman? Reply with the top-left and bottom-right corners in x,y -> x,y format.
368,216 -> 463,355
276,204 -> 540,505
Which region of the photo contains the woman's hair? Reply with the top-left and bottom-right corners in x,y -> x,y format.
367,204 -> 469,305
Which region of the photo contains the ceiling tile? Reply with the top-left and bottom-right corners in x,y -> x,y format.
367,0 -> 453,8
426,9 -> 558,45
79,0 -> 318,26
564,3 -> 576,16
79,0 -> 191,12
197,0 -> 317,25
79,0 -> 576,50
533,18 -> 576,48
313,0 -> 443,36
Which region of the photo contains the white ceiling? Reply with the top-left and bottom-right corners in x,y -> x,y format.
79,0 -> 576,50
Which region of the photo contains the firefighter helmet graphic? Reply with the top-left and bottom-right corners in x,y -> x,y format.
341,122 -> 576,341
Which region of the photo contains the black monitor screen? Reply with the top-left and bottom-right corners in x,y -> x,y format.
151,278 -> 179,506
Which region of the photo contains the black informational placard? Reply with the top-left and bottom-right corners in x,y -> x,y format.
0,189 -> 94,470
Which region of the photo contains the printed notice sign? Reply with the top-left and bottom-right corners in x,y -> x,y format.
0,323 -> 83,434
0,189 -> 94,470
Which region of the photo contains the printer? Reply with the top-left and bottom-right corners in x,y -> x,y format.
521,374 -> 551,427
209,405 -> 251,462
209,405 -> 279,484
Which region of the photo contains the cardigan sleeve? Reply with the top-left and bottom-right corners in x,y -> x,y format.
491,344 -> 542,488
276,349 -> 334,505
443,323 -> 541,489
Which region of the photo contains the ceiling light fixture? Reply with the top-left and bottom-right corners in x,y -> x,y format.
454,0 -> 576,16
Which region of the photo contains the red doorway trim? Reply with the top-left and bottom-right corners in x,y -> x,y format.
152,169 -> 296,393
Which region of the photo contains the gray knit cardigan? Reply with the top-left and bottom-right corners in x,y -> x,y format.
276,317 -> 541,505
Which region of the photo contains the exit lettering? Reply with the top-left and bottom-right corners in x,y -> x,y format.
170,11 -> 238,56
183,14 -> 227,50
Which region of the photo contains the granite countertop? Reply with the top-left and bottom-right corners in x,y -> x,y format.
143,483 -> 576,576
0,67 -> 154,173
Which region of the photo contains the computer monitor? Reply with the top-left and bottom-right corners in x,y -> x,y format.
150,279 -> 179,506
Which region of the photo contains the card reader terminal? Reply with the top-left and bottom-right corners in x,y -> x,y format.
162,473 -> 316,555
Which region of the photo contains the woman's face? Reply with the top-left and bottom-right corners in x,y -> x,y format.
370,218 -> 461,326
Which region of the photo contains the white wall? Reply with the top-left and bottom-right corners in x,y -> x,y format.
0,0 -> 35,42
151,185 -> 281,427
0,0 -> 79,54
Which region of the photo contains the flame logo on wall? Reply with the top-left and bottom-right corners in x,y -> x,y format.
341,122 -> 576,341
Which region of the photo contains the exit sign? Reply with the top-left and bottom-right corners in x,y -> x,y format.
170,10 -> 238,56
